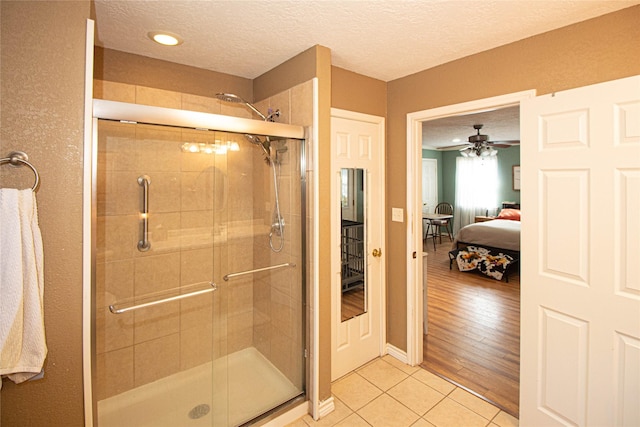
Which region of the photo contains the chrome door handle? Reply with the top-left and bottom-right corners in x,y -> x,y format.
372,248 -> 382,258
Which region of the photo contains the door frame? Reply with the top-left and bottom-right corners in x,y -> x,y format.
405,90 -> 536,365
330,108 -> 386,379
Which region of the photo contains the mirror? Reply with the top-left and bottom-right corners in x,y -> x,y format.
340,168 -> 366,321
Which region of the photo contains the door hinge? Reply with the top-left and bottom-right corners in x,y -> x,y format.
412,251 -> 417,259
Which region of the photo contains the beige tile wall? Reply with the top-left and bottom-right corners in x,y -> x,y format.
94,80 -> 313,400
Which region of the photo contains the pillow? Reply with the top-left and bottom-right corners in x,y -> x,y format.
497,208 -> 521,221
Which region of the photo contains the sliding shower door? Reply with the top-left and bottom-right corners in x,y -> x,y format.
93,119 -> 305,426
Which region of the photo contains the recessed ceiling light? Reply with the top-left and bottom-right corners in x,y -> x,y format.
148,31 -> 183,46
452,138 -> 461,143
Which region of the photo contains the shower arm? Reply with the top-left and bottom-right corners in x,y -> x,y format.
245,103 -> 267,121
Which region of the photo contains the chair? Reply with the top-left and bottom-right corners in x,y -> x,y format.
431,202 -> 454,244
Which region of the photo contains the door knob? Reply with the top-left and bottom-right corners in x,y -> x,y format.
372,248 -> 382,258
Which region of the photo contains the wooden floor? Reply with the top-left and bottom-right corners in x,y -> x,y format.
341,286 -> 365,321
422,238 -> 520,418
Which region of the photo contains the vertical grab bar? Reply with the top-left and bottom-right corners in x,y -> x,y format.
137,175 -> 151,251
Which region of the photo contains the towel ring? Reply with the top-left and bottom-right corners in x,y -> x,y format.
0,151 -> 40,191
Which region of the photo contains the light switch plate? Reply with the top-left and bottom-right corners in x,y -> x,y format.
392,208 -> 404,222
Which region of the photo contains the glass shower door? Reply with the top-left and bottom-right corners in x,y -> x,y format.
94,120 -> 304,426
211,134 -> 305,425
94,120 -> 221,426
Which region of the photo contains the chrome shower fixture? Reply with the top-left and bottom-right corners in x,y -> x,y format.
215,92 -> 279,122
266,108 -> 280,122
243,134 -> 271,161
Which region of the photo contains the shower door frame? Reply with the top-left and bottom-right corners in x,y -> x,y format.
82,98 -> 311,426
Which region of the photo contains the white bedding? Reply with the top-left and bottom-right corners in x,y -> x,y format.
453,219 -> 520,252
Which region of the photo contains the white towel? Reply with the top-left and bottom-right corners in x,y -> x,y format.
0,188 -> 46,388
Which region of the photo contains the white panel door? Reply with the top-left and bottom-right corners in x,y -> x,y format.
520,75 -> 640,426
331,110 -> 385,381
422,159 -> 437,239
422,158 -> 438,212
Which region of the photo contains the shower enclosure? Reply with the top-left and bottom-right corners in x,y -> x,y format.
91,111 -> 306,426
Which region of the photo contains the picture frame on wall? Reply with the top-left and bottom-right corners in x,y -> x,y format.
513,165 -> 521,191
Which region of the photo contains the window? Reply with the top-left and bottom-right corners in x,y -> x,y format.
454,156 -> 498,229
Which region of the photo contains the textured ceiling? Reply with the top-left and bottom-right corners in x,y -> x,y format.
422,105 -> 521,150
93,0 -> 638,82
91,0 -> 638,149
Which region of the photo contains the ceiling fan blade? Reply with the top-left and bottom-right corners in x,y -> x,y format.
488,140 -> 520,145
436,144 -> 470,151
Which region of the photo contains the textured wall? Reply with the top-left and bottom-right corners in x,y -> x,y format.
94,47 -> 253,101
331,67 -> 387,117
0,1 -> 90,425
385,5 -> 640,349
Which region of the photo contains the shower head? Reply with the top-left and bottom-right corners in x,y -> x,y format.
244,134 -> 262,145
244,134 -> 271,160
215,93 -> 244,104
215,92 -> 267,121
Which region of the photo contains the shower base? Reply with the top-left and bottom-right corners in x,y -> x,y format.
97,347 -> 302,427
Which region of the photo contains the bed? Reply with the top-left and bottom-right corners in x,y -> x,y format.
450,209 -> 521,281
453,218 -> 520,252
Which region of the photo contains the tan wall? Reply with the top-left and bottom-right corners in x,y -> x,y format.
95,47 -> 253,101
385,5 -> 640,349
254,45 -> 320,103
331,66 -> 387,117
0,1 -> 90,425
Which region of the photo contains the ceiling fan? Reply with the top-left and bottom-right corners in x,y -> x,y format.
441,124 -> 519,157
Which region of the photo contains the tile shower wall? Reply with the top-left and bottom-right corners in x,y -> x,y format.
94,80 -> 313,400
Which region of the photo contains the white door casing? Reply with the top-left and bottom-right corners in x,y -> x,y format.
331,109 -> 385,381
406,90 -> 536,365
520,75 -> 640,426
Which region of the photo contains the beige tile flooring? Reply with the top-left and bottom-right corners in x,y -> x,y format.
287,356 -> 518,427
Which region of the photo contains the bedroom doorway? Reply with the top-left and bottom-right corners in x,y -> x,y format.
405,90 -> 535,416
422,239 -> 520,416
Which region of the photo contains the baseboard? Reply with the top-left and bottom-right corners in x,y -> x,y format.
385,343 -> 408,364
316,396 -> 335,420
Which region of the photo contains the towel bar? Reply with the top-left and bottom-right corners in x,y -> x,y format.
109,282 -> 217,314
0,151 -> 40,191
223,262 -> 296,281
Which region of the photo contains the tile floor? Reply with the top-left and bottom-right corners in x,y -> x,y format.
287,356 -> 519,427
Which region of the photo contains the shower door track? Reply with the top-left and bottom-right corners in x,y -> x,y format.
93,99 -> 305,139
